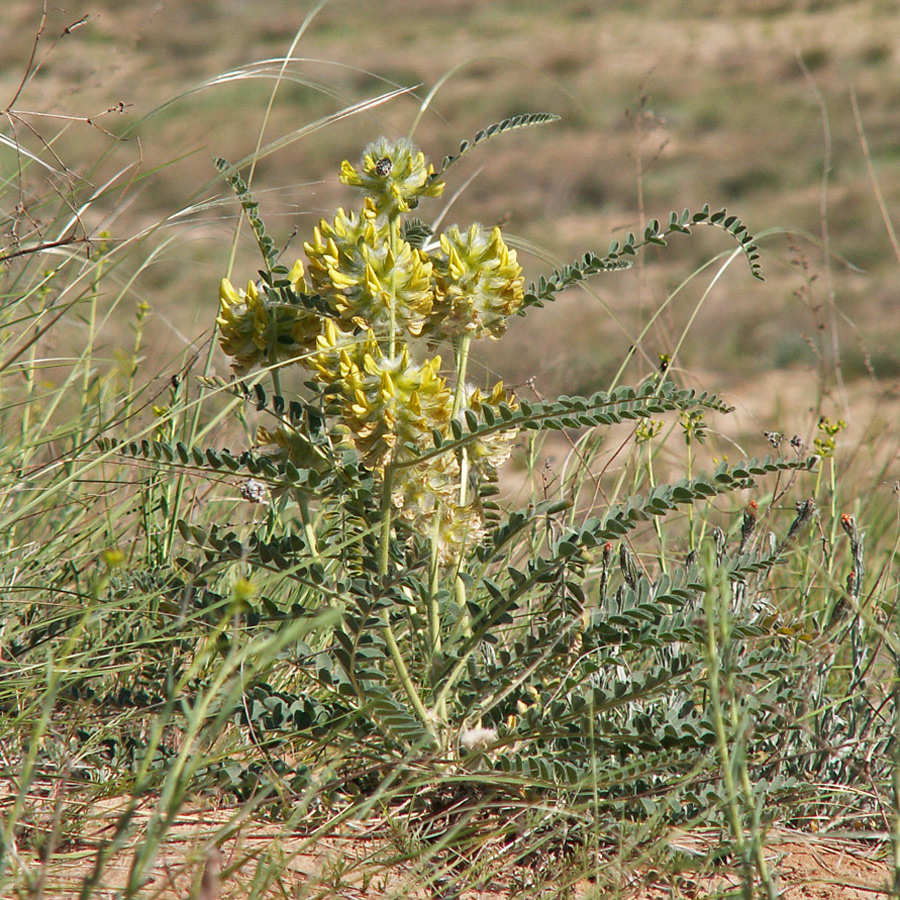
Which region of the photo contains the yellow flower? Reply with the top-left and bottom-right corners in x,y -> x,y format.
313,322 -> 451,469
430,224 -> 524,340
462,381 -> 520,482
217,277 -> 264,373
340,138 -> 444,216
304,201 -> 434,337
216,262 -> 321,374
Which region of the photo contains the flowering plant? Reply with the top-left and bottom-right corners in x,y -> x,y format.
218,137 -> 523,572
211,124 -> 777,755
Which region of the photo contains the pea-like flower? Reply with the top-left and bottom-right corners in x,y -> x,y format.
313,320 -> 451,469
304,200 -> 434,338
392,457 -> 484,566
430,224 -> 524,340
340,138 -> 444,216
462,380 -> 520,482
217,260 -> 320,374
217,277 -> 262,373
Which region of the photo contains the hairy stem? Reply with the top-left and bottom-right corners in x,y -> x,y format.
379,465 -> 436,737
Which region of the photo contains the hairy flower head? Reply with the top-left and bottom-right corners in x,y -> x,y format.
340,138 -> 444,216
430,224 -> 524,340
217,260 -> 320,374
313,320 -> 451,469
304,201 -> 433,337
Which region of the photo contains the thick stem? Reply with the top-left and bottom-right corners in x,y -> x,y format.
270,365 -> 282,400
451,333 -> 472,419
379,465 -> 437,741
458,452 -> 471,510
380,606 -> 434,737
378,464 -> 394,577
451,333 -> 474,635
428,523 -> 448,722
297,492 -> 320,561
428,507 -> 443,658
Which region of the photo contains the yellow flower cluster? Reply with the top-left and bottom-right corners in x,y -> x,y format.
431,224 -> 525,339
339,137 -> 445,216
313,320 -> 451,469
216,139 -> 525,564
304,200 -> 434,337
217,261 -> 318,374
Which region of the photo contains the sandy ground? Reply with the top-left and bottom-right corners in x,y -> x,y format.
4,785 -> 894,899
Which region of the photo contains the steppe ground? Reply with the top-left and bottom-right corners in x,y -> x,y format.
3,1 -> 900,897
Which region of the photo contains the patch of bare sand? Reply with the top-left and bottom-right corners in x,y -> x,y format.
636,829 -> 892,900
6,789 -> 894,900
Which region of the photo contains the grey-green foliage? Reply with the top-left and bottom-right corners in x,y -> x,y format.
2,110 -> 892,900
120,126 -> 866,834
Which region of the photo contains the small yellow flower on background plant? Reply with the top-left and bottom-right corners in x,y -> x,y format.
814,416 -> 847,458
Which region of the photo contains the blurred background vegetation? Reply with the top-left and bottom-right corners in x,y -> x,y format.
3,0 -> 899,447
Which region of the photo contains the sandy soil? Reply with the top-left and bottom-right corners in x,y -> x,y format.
5,787 -> 893,899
